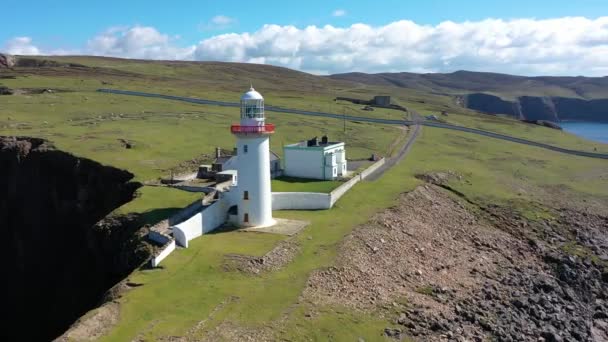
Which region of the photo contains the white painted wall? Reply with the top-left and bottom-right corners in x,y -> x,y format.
171,196 -> 233,248
272,192 -> 331,210
284,148 -> 324,179
172,212 -> 202,248
284,143 -> 347,180
360,158 -> 386,179
329,176 -> 361,207
201,199 -> 230,234
235,135 -> 273,227
151,240 -> 176,267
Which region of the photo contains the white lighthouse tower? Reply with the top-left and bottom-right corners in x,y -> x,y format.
231,87 -> 275,227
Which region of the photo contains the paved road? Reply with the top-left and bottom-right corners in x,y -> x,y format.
365,123 -> 422,181
97,89 -> 608,160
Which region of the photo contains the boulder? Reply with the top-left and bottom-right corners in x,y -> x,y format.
0,53 -> 16,68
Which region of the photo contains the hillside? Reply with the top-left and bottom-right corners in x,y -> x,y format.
329,71 -> 608,122
1,55 -> 607,341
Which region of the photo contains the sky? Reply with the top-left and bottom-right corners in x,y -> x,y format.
2,0 -> 608,76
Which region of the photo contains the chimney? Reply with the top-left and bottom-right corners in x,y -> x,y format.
215,147 -> 221,159
307,136 -> 318,147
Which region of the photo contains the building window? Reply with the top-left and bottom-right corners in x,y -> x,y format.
244,213 -> 249,223
244,145 -> 248,153
244,191 -> 249,200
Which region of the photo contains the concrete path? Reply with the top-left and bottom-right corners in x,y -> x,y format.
97,89 -> 608,160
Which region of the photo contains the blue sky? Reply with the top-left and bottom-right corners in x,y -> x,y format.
2,0 -> 608,75
3,0 -> 606,48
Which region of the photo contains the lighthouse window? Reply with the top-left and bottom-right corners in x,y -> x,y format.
243,191 -> 249,200
244,145 -> 248,153
244,213 -> 249,223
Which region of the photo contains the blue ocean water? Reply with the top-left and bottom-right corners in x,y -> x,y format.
560,122 -> 608,144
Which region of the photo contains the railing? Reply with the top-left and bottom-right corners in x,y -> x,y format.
230,124 -> 275,134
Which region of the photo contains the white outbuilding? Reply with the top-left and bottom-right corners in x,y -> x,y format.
283,136 -> 347,180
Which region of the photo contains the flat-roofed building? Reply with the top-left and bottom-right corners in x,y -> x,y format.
283,135 -> 347,180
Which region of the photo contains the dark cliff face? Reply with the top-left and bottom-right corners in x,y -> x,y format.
463,93 -> 608,122
0,137 -> 149,341
462,93 -> 521,119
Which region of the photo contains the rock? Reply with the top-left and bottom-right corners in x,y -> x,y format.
0,53 -> 16,68
0,86 -> 13,95
542,330 -> 563,342
384,328 -> 401,338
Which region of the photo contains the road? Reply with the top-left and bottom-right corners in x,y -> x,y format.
97,89 -> 608,160
365,123 -> 421,181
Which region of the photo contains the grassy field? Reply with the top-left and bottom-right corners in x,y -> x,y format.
97,126 -> 608,341
2,57 -> 607,340
0,59 -> 407,216
271,177 -> 343,193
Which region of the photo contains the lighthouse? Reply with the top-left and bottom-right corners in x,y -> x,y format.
230,87 -> 275,227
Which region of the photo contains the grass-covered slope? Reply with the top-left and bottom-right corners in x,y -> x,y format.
329,70 -> 608,100
2,56 -> 607,340
97,126 -> 608,341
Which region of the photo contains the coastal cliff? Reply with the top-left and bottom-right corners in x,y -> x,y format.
0,137 -> 150,341
462,93 -> 608,122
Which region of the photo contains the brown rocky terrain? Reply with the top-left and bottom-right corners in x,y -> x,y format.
303,175 -> 608,341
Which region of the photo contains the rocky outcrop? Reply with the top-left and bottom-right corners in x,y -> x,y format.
0,53 -> 16,68
0,137 -> 150,341
304,179 -> 607,341
462,93 -> 608,122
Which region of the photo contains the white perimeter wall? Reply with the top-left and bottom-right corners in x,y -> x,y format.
329,175 -> 361,207
173,212 -> 201,248
172,197 -> 231,248
360,158 -> 386,179
273,158 -> 385,211
151,240 -> 176,267
272,192 -> 331,210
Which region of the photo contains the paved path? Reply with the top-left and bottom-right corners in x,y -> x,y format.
365,123 -> 421,181
97,89 -> 608,160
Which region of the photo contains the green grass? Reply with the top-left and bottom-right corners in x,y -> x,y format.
99,125 -> 608,340
115,186 -> 202,225
415,286 -> 434,296
271,177 -> 342,193
3,57 -> 608,339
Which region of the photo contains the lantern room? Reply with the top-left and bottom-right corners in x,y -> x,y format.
240,87 -> 265,126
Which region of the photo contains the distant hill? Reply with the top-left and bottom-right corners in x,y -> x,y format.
329,71 -> 608,122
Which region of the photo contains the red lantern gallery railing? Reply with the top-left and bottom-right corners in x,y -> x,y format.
230,124 -> 275,134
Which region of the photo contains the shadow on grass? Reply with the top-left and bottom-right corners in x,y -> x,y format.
206,224 -> 241,235
138,207 -> 183,226
274,176 -> 324,184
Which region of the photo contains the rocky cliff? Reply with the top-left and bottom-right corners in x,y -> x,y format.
0,137 -> 150,341
462,93 -> 608,122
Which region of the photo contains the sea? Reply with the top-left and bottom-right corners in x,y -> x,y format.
560,122 -> 608,144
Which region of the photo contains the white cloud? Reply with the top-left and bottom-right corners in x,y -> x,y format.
200,15 -> 237,30
333,9 -> 347,17
3,17 -> 608,76
211,15 -> 235,26
193,17 -> 608,76
3,37 -> 41,55
86,25 -> 195,60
